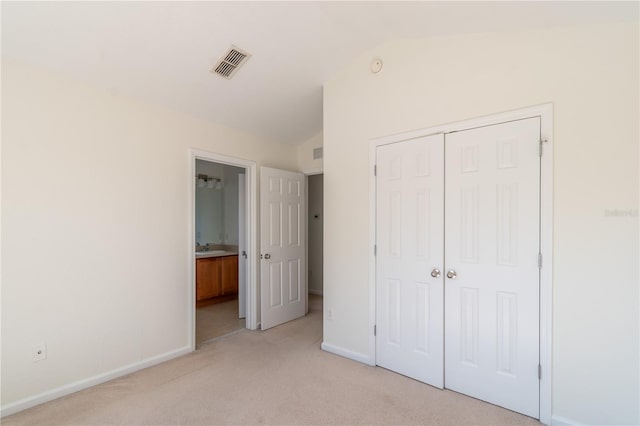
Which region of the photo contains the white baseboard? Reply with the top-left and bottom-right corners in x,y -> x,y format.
551,415 -> 582,425
309,288 -> 323,296
1,346 -> 192,418
321,342 -> 374,366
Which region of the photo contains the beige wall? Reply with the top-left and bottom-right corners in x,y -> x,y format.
296,131 -> 323,174
1,61 -> 297,409
323,23 -> 639,425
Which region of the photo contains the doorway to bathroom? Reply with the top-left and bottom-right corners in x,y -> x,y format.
189,150 -> 257,349
195,159 -> 244,344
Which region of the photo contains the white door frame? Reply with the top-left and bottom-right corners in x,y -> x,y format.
188,149 -> 259,352
369,104 -> 553,424
238,173 -> 247,319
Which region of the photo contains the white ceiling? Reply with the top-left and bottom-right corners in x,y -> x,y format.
2,1 -> 636,145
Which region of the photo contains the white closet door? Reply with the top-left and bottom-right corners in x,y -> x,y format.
376,134 -> 445,388
444,118 -> 540,418
260,167 -> 306,330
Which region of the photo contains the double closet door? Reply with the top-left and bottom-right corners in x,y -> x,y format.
375,117 -> 541,418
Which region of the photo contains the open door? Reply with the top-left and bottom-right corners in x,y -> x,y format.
260,166 -> 306,330
238,173 -> 247,319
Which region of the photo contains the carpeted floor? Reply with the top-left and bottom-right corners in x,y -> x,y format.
4,295 -> 540,425
196,298 -> 246,345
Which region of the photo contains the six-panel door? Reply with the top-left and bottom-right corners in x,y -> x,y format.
375,117 -> 541,418
260,167 -> 306,330
444,117 -> 540,418
375,134 -> 445,388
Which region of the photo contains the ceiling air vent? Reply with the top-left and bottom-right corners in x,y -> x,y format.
210,45 -> 251,79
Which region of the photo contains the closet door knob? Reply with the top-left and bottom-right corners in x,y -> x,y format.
430,268 -> 441,278
446,269 -> 457,279
264,253 -> 271,260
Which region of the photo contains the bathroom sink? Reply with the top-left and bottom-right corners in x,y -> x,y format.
195,250 -> 228,256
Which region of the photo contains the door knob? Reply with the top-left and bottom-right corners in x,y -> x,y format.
446,269 -> 457,279
242,251 -> 247,259
430,268 -> 441,278
264,253 -> 271,260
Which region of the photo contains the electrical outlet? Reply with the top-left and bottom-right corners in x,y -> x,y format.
33,343 -> 47,362
327,309 -> 333,320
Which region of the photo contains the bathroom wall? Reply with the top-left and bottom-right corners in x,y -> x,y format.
195,160 -> 224,245
222,164 -> 244,246
194,160 -> 244,247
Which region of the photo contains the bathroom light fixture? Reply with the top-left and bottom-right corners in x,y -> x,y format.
195,174 -> 223,190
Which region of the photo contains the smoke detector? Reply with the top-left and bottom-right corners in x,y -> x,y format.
370,58 -> 383,74
210,45 -> 251,79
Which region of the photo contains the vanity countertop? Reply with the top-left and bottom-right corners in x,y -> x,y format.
195,250 -> 238,259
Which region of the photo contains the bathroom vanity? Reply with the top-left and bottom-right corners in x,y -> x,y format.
195,252 -> 238,306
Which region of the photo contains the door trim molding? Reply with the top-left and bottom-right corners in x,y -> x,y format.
368,103 -> 553,424
188,149 -> 259,351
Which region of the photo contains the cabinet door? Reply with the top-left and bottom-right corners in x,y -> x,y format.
196,258 -> 221,300
221,256 -> 239,295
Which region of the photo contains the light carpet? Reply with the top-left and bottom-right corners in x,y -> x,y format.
196,299 -> 246,345
4,295 -> 539,425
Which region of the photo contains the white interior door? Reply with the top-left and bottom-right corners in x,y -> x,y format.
260,166 -> 306,330
444,118 -> 540,417
375,134 -> 445,388
238,173 -> 247,319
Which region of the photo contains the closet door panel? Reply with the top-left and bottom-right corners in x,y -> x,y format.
375,134 -> 445,388
444,117 -> 541,418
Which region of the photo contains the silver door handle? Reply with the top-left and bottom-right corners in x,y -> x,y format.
264,253 -> 271,260
446,269 -> 457,279
430,268 -> 441,278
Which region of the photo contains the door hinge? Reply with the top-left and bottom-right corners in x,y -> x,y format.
374,325 -> 377,336
538,252 -> 542,269
374,165 -> 377,176
539,138 -> 548,157
374,245 -> 377,256
538,364 -> 542,380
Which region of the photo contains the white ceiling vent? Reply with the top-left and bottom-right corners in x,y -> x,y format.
210,45 -> 251,79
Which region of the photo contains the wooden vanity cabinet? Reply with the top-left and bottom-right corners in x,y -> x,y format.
196,257 -> 221,301
221,255 -> 238,295
196,255 -> 238,303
